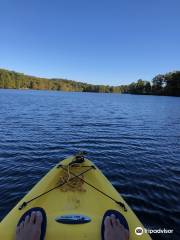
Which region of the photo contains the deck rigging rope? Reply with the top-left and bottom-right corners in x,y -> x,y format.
19,157 -> 127,212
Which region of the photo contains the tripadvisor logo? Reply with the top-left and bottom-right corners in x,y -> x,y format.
135,226 -> 174,235
135,227 -> 143,235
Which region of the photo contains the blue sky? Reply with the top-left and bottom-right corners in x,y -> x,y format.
0,0 -> 180,85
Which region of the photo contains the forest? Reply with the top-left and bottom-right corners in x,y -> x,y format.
0,68 -> 180,96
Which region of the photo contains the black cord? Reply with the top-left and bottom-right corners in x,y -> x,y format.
19,163 -> 127,212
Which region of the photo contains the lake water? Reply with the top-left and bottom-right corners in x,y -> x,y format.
0,89 -> 179,239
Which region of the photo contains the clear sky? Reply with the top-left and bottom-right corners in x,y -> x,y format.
0,0 -> 180,85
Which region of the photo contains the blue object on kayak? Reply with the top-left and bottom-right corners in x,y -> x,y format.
55,214 -> 91,224
17,207 -> 47,240
101,209 -> 129,240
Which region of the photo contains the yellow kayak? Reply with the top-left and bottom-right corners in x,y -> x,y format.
0,154 -> 151,239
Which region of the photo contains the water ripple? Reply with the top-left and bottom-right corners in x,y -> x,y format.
0,90 -> 180,239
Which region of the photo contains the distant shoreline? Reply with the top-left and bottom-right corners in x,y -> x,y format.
1,88 -> 180,98
0,68 -> 180,96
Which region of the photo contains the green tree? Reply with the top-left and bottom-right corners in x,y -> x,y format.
152,74 -> 165,94
164,71 -> 180,96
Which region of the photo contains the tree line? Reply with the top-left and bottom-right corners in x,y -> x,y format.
0,68 -> 179,96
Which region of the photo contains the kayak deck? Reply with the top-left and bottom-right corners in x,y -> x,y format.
0,156 -> 151,239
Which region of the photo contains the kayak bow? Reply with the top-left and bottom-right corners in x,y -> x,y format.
0,154 -> 151,240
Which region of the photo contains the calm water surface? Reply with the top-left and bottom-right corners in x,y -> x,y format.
0,89 -> 180,239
